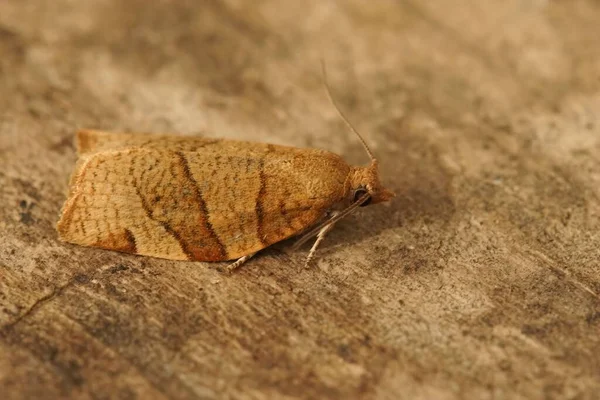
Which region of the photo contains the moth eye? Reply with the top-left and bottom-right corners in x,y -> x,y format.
353,189 -> 372,207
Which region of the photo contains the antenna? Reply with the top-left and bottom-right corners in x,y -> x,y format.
320,60 -> 375,162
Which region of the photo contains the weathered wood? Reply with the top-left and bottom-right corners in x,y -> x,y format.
1,1 -> 599,399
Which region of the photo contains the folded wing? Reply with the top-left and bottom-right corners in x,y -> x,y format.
57,131 -> 350,261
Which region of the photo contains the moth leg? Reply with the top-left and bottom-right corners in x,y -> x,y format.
226,252 -> 257,272
304,211 -> 339,268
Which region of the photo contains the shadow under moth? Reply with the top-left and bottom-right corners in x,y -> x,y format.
57,76 -> 394,271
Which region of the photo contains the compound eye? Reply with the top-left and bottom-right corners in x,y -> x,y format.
353,188 -> 372,207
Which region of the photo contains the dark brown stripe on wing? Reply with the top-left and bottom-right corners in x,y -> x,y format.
278,186 -> 297,230
123,229 -> 137,253
255,158 -> 268,246
133,182 -> 194,260
91,228 -> 138,255
176,152 -> 228,260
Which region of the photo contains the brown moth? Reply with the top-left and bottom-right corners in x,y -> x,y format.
56,73 -> 394,271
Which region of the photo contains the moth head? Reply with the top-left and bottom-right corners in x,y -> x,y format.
349,159 -> 395,207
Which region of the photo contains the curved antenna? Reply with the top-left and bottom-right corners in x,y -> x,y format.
321,60 -> 375,162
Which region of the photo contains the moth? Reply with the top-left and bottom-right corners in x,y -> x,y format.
57,75 -> 394,271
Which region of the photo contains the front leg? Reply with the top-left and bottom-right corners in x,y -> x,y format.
304,211 -> 339,268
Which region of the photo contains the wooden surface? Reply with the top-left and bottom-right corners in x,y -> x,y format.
1,1 -> 599,399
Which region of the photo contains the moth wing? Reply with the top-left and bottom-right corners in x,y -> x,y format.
58,141 -> 351,261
